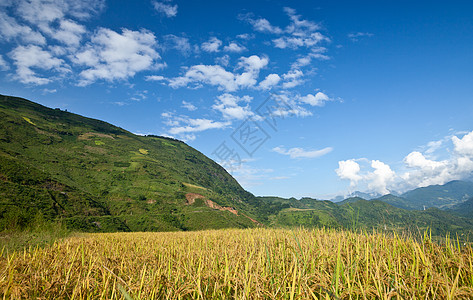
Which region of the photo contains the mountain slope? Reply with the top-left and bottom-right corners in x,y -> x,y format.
260,196 -> 473,236
0,94 -> 263,231
401,180 -> 473,210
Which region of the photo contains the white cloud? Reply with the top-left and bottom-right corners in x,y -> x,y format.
145,75 -> 166,81
201,37 -> 222,52
273,146 -> 333,159
0,55 -> 9,70
366,160 -> 396,195
348,32 -> 374,42
269,93 -> 312,118
169,64 -> 237,91
273,32 -> 327,49
169,118 -> 230,135
237,55 -> 268,71
168,55 -> 268,92
182,100 -> 197,111
161,112 -> 230,141
300,92 -> 331,106
282,69 -> 304,88
245,17 -> 283,34
47,19 -> 86,46
453,131 -> 473,157
0,0 -> 103,49
163,34 -> 191,55
9,45 -> 68,85
336,130 -> 473,194
15,0 -> 104,24
0,11 -> 46,44
258,73 -> 281,90
223,42 -> 246,53
291,48 -> 330,69
336,160 -> 362,187
152,1 -> 178,17
284,7 -> 320,33
425,140 -> 443,154
236,33 -> 253,40
215,55 -> 230,67
336,159 -> 395,194
212,93 -> 254,120
73,28 -> 161,85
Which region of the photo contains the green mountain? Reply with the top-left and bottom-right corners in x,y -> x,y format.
0,94 -> 267,232
400,180 -> 473,210
3,94 -> 473,237
450,196 -> 473,218
374,194 -> 417,210
260,196 -> 473,236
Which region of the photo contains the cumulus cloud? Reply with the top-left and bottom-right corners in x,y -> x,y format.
15,0 -> 104,24
336,130 -> 473,194
0,11 -> 46,44
273,146 -> 333,159
11,0 -> 103,46
223,42 -> 247,53
73,28 -> 161,85
152,0 -> 178,17
201,37 -> 222,52
9,45 -> 69,84
212,93 -> 254,120
453,131 -> 473,157
336,160 -> 363,187
300,92 -> 331,106
46,19 -> 86,46
168,55 -> 268,92
282,69 -> 304,88
366,160 -> 396,195
258,73 -> 281,90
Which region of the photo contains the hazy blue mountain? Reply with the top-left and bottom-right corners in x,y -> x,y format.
401,180 -> 473,210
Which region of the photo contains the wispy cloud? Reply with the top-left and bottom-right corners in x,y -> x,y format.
152,0 -> 178,18
161,112 -> 230,141
182,100 -> 197,111
348,32 -> 373,42
273,146 -> 333,159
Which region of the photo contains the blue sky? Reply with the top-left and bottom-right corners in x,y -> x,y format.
1,0 -> 473,199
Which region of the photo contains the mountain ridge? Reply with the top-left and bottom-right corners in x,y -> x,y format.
0,94 -> 270,231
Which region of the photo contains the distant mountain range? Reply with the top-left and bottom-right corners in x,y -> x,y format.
332,180 -> 473,211
1,94 -> 473,237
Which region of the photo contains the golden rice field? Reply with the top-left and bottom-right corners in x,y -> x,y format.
1,228 -> 473,299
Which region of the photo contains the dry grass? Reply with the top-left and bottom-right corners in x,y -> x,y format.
1,228 -> 473,299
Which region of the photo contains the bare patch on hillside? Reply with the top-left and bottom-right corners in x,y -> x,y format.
185,193 -> 205,205
84,145 -> 107,154
78,132 -> 115,140
185,193 -> 239,216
